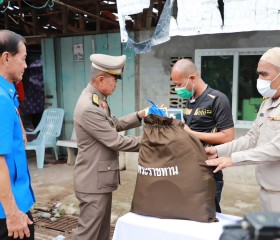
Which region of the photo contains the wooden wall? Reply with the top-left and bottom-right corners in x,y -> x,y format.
41,32 -> 136,140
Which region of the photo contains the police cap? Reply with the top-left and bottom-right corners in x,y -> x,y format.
90,54 -> 126,76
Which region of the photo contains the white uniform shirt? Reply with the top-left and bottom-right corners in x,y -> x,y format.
217,97 -> 280,192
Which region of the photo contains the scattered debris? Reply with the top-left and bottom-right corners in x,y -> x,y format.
55,202 -> 62,208
39,212 -> 52,219
34,206 -> 52,212
52,234 -> 65,240
33,201 -> 68,225
50,217 -> 58,222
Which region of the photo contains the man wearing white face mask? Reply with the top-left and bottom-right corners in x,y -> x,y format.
257,71 -> 280,98
206,47 -> 280,212
171,59 -> 234,213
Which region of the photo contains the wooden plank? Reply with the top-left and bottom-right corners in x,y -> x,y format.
54,38 -> 63,109
62,6 -> 69,34
122,34 -> 136,116
122,32 -> 136,136
32,8 -> 38,35
79,15 -> 85,31
95,34 -> 109,54
53,38 -> 66,142
53,0 -> 119,27
107,33 -> 123,117
4,11 -> 9,29
84,35 -> 94,83
41,38 -> 58,108
59,37 -> 78,139
72,36 -> 86,92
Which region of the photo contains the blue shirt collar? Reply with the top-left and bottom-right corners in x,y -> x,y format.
0,75 -> 16,99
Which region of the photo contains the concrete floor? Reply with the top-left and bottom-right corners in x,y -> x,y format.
27,151 -> 260,239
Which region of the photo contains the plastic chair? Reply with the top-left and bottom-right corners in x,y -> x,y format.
25,108 -> 65,169
56,128 -> 77,165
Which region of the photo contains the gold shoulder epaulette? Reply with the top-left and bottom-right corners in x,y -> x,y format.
263,96 -> 269,101
92,93 -> 99,107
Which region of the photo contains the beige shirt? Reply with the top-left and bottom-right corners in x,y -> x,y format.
73,83 -> 141,193
217,97 -> 280,192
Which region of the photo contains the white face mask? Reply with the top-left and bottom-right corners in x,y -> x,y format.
256,72 -> 280,98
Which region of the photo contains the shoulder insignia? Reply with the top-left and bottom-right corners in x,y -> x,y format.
183,108 -> 192,115
207,93 -> 216,99
92,93 -> 99,107
263,96 -> 269,101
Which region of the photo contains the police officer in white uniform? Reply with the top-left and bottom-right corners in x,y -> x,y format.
206,47 -> 280,212
73,54 -> 146,240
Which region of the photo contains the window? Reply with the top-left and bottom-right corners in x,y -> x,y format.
195,48 -> 268,129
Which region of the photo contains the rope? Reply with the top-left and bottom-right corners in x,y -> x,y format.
22,0 -> 54,9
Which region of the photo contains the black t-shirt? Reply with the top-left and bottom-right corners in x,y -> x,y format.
183,86 -> 234,181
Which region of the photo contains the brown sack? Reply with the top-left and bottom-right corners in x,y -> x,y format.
131,114 -> 217,222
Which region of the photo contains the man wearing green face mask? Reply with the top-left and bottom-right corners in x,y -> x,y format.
171,58 -> 234,213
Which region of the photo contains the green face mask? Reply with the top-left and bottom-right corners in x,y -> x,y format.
175,80 -> 194,99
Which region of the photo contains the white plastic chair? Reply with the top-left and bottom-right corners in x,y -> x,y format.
25,108 -> 65,169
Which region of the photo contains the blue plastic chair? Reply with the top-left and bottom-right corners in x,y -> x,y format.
25,108 -> 65,169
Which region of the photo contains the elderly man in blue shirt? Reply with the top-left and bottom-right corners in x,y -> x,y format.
0,30 -> 35,240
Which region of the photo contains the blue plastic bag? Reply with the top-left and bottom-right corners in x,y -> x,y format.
146,98 -> 168,117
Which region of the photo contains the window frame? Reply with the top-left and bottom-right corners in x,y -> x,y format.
195,48 -> 268,129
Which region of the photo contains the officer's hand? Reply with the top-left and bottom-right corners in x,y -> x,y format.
206,157 -> 233,173
138,107 -> 150,119
205,146 -> 218,159
6,209 -> 33,239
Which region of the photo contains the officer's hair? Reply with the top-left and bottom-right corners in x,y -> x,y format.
90,66 -> 107,83
0,30 -> 26,56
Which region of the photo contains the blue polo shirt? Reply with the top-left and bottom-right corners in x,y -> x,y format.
0,76 -> 35,219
